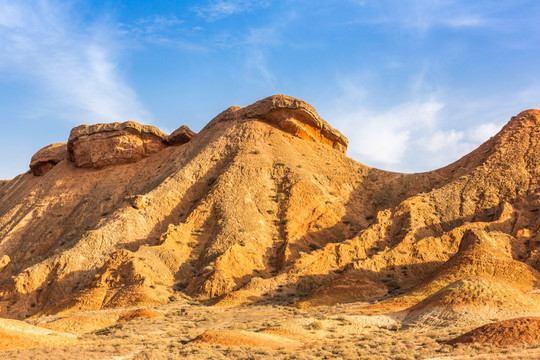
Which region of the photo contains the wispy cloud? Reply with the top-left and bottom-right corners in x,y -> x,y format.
208,10 -> 294,86
119,15 -> 207,52
0,0 -> 150,124
193,0 -> 271,21
398,1 -> 488,31
346,0 -> 489,31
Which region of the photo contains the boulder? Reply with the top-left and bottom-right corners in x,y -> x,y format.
0,255 -> 10,272
67,121 -> 168,169
167,125 -> 196,145
29,143 -> 67,176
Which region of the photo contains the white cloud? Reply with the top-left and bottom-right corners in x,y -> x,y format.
0,1 -> 24,27
350,121 -> 411,164
0,0 -> 150,124
209,11 -> 295,86
468,122 -> 501,143
401,7 -> 487,31
323,75 -> 512,172
333,97 -> 444,165
422,129 -> 464,152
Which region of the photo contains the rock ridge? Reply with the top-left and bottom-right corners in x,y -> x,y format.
30,95 -> 347,173
211,95 -> 349,153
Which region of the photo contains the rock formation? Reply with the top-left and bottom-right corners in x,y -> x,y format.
29,122 -> 197,176
209,95 -> 348,153
0,95 -> 538,335
167,125 -> 196,146
29,143 -> 67,176
67,121 -> 169,169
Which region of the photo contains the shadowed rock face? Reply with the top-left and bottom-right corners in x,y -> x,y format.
167,125 -> 196,146
67,121 -> 169,169
210,95 -> 349,153
29,143 -> 67,176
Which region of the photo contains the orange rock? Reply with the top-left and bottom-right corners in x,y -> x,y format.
29,143 -> 67,176
167,125 -> 196,145
67,121 -> 168,169
210,94 -> 348,153
446,317 -> 540,346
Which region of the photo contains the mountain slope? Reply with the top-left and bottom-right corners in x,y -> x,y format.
0,96 -> 539,322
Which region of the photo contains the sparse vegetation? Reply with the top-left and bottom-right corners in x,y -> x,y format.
308,320 -> 324,330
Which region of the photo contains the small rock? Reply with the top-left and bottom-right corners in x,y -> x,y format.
0,255 -> 10,271
167,125 -> 196,145
29,143 -> 67,176
131,195 -> 148,210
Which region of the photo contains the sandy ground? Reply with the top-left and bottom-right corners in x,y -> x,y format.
1,295 -> 539,360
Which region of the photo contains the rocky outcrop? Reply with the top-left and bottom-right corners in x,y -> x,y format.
29,143 -> 67,176
67,121 -> 168,169
211,95 -> 349,153
167,125 -> 196,145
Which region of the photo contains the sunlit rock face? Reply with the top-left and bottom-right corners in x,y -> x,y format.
67,121 -> 169,169
210,94 -> 349,153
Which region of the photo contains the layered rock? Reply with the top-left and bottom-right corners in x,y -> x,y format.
67,121 -> 168,169
211,95 -> 349,153
29,143 -> 67,176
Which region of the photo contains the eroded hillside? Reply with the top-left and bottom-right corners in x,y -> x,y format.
0,96 -> 539,358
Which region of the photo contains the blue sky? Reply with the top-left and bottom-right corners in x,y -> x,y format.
1,0 -> 539,179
